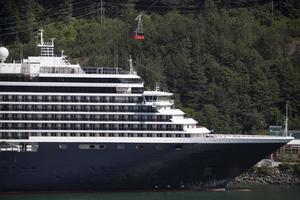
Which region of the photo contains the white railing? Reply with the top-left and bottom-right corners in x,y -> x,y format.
208,134 -> 291,139
39,66 -> 83,74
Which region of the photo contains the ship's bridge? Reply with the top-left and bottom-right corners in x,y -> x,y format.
143,90 -> 174,108
22,56 -> 82,76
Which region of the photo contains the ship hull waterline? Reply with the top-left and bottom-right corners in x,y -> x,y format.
0,142 -> 285,192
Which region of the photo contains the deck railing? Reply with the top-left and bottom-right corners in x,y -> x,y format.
208,134 -> 290,139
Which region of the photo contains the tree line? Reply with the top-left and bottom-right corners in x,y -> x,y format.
0,0 -> 299,134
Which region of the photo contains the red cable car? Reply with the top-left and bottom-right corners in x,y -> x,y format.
131,15 -> 144,41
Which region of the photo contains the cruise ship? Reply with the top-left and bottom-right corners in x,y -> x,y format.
0,30 -> 293,191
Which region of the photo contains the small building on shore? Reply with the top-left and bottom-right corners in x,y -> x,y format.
269,126 -> 300,158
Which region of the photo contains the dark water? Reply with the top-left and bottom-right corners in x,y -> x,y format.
1,185 -> 299,200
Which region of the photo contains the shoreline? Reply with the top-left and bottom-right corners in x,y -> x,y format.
230,167 -> 300,185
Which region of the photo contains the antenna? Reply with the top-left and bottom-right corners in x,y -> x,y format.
114,45 -> 119,69
271,0 -> 274,23
284,103 -> 289,137
20,43 -> 23,63
51,38 -> 55,46
39,29 -> 44,45
100,0 -> 105,25
129,55 -> 133,73
155,82 -> 160,91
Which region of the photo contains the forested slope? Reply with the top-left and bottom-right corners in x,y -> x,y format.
0,0 -> 299,134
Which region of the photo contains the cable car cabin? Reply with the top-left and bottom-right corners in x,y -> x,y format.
130,15 -> 144,41
131,33 -> 144,41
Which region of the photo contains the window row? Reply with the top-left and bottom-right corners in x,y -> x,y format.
0,123 -> 184,131
0,113 -> 172,121
35,77 -> 143,84
0,104 -> 155,112
77,143 -> 183,151
0,95 -> 143,103
0,143 -> 38,152
0,132 -> 190,139
0,86 -> 119,93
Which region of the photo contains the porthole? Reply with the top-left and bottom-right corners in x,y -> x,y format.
59,144 -> 68,150
175,145 -> 183,151
117,144 -> 126,150
155,144 -> 164,150
99,144 -> 106,150
79,144 -> 91,149
78,144 -> 106,150
136,144 -> 144,150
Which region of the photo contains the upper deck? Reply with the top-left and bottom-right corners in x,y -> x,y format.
0,29 -> 139,81
0,57 -> 140,78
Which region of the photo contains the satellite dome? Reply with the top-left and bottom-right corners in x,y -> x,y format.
0,47 -> 9,63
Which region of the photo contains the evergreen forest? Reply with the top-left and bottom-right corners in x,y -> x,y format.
0,0 -> 299,134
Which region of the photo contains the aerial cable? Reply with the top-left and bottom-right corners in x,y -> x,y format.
0,0 -> 95,21
0,0 -> 96,26
0,6 -> 99,37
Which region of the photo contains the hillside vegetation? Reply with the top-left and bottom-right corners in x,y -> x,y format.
0,0 -> 299,134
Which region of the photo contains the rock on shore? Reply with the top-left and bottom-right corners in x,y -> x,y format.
231,168 -> 300,185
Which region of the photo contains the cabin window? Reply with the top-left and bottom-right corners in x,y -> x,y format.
136,144 -> 144,150
59,144 -> 68,150
117,144 -> 126,150
128,133 -> 134,137
175,145 -> 183,151
79,144 -> 89,149
78,144 -> 106,150
155,145 -> 164,150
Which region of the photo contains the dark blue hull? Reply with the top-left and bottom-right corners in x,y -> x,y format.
0,142 -> 284,191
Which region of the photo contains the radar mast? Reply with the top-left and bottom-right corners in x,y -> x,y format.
37,29 -> 55,57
